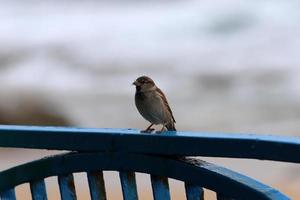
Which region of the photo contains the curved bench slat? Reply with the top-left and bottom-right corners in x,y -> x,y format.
87,171 -> 106,200
58,174 -> 77,200
150,175 -> 171,200
0,152 -> 290,200
119,172 -> 138,200
0,189 -> 16,200
217,193 -> 235,200
30,179 -> 48,200
185,183 -> 204,200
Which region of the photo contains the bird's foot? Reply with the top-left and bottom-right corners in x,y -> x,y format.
141,128 -> 155,133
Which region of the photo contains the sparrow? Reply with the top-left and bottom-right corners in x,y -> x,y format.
133,76 -> 176,132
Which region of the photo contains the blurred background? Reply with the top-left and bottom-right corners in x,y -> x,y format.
0,0 -> 300,199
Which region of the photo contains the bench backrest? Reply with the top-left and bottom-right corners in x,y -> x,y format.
0,125 -> 299,200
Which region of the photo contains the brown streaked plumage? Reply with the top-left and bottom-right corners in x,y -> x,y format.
133,76 -> 176,132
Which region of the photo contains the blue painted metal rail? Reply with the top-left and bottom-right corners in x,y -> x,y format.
0,125 -> 299,163
0,125 -> 298,200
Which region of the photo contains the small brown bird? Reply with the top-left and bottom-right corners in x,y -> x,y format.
133,76 -> 176,132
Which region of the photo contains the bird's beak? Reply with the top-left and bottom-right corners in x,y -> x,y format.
132,80 -> 139,86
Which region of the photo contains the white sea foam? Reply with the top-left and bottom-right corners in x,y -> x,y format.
0,0 -> 299,93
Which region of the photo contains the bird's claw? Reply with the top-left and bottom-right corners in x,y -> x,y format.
141,128 -> 155,133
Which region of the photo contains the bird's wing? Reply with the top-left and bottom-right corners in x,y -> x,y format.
156,87 -> 176,123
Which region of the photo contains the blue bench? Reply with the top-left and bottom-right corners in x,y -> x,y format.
0,125 -> 299,200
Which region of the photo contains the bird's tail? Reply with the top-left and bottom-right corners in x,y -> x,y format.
166,122 -> 176,131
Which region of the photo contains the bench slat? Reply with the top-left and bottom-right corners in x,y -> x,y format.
30,179 -> 48,200
0,188 -> 16,200
119,171 -> 138,200
87,171 -> 107,200
58,174 -> 77,200
151,175 -> 171,200
185,183 -> 204,200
